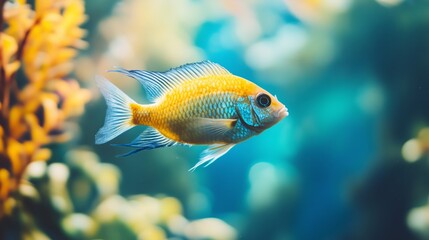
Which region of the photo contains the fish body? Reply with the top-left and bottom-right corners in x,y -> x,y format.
95,61 -> 288,170
132,76 -> 261,144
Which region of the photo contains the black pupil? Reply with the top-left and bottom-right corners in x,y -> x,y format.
257,94 -> 271,108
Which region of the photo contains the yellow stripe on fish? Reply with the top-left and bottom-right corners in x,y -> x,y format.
95,61 -> 288,171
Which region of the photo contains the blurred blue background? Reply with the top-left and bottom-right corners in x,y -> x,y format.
73,0 -> 429,239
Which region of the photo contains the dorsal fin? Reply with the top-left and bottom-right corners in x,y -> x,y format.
110,61 -> 231,102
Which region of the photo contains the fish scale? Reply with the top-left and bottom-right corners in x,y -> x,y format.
138,77 -> 249,141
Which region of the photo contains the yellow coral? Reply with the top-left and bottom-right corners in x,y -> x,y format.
0,33 -> 20,80
0,0 -> 89,218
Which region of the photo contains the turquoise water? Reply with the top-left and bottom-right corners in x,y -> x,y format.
81,1 -> 429,239
2,0 -> 428,239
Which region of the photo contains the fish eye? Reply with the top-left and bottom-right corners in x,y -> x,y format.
256,93 -> 271,108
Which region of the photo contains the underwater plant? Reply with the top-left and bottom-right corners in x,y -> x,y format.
0,0 -> 89,218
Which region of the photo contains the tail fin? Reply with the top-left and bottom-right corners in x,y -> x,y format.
95,75 -> 136,144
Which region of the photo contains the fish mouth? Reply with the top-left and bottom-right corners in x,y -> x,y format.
276,107 -> 288,118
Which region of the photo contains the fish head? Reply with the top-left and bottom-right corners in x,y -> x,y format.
236,87 -> 288,132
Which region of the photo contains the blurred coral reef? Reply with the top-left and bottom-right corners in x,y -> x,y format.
405,128 -> 429,238
10,149 -> 235,239
0,0 -> 89,217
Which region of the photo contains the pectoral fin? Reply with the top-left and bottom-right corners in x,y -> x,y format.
189,143 -> 236,171
190,118 -> 237,139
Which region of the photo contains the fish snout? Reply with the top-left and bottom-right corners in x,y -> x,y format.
275,107 -> 289,118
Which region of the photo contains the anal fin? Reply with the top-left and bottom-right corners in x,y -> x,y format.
114,127 -> 178,157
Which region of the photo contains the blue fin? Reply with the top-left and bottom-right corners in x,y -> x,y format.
189,144 -> 235,172
95,75 -> 136,144
110,61 -> 231,102
114,127 -> 178,157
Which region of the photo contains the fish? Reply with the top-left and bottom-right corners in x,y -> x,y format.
95,61 -> 288,171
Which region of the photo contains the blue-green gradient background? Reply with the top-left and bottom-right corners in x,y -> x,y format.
77,0 -> 429,239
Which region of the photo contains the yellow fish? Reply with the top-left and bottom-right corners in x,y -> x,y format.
95,61 -> 288,170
